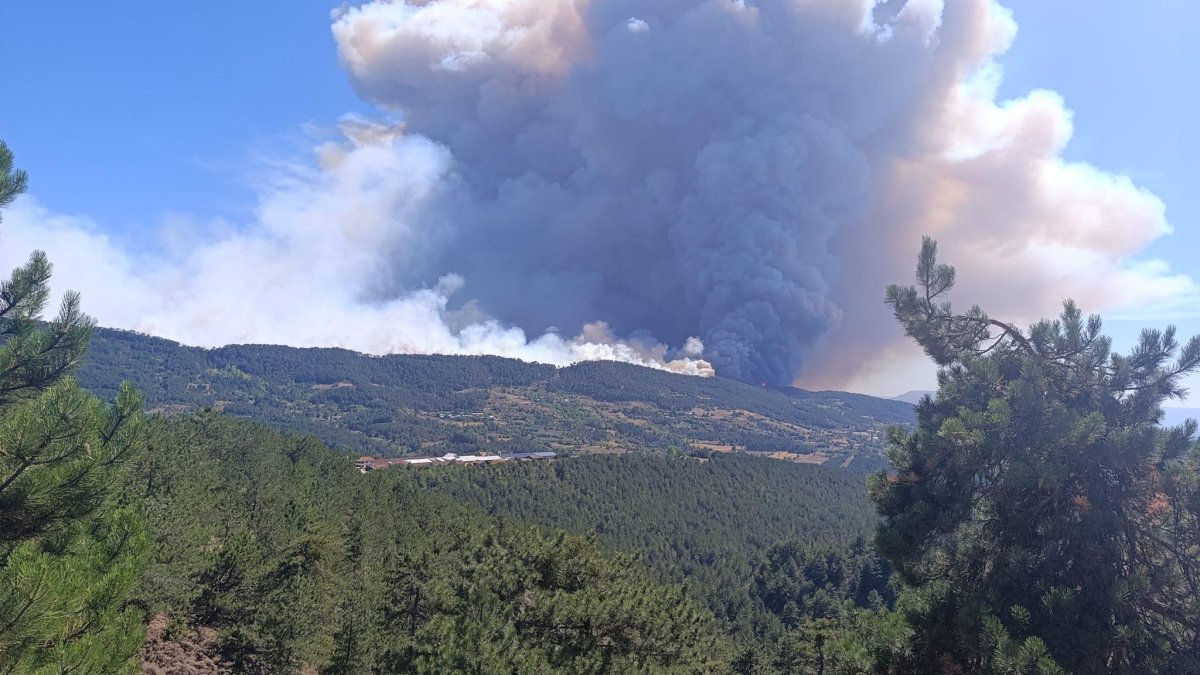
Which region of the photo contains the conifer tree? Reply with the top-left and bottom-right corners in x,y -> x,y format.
0,141 -> 149,673
0,143 -> 28,212
869,237 -> 1200,673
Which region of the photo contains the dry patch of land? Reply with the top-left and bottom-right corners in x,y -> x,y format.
310,380 -> 354,390
760,451 -> 829,465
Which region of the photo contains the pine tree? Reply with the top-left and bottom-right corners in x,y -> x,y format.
869,237 -> 1200,672
0,141 -> 150,673
0,142 -> 28,212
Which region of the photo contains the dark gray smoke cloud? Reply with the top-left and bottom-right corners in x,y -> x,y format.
335,0 -> 948,384
11,1 -> 1178,395
330,0 -> 1181,391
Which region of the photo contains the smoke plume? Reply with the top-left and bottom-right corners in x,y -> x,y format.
329,0 -> 1190,386
4,0 -> 1192,389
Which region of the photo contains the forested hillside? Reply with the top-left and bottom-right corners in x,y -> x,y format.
132,413 -> 730,673
7,120 -> 1200,674
398,455 -> 890,639
71,326 -> 913,664
78,327 -> 913,468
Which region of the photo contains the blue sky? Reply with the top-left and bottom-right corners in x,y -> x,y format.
996,1 -> 1197,267
1,1 -> 1197,397
995,1 -> 1200,400
0,1 -> 372,243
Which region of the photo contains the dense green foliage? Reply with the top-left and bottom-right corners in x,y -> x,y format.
131,413 -> 731,672
864,238 -> 1200,673
77,328 -> 911,467
0,147 -> 149,673
396,454 -> 889,642
752,539 -> 893,631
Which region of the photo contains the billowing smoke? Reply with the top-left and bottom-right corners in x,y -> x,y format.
333,0 -> 888,384
330,0 -> 1190,386
4,0 -> 1192,389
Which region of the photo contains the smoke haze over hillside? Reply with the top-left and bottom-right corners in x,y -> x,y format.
3,0 -> 1193,389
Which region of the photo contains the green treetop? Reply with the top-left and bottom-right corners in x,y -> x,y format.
869,237 -> 1200,673
0,142 -> 28,212
0,141 -> 149,673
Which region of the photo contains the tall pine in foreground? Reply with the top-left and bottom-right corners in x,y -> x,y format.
0,141 -> 149,673
868,237 -> 1200,673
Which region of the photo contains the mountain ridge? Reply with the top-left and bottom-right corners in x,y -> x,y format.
77,326 -> 914,469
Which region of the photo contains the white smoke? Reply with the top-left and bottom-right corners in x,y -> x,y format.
0,122 -> 713,377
